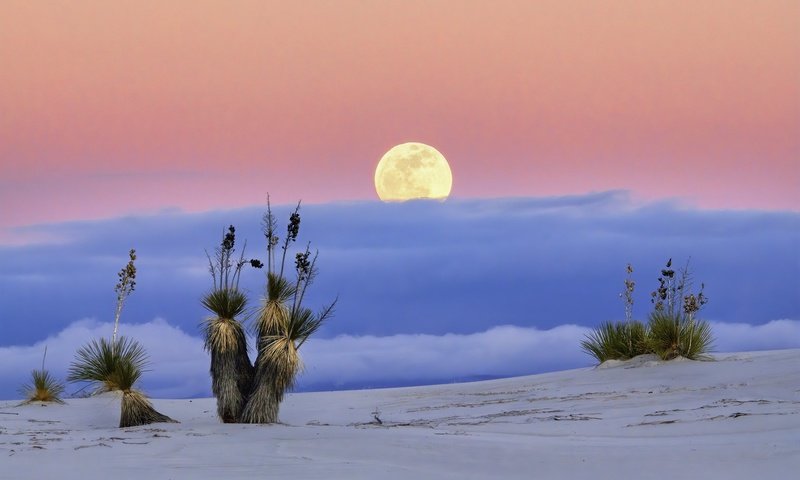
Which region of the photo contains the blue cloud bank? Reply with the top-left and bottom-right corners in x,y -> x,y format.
1,192 -> 798,399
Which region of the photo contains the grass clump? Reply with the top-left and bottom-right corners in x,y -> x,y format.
582,259 -> 714,363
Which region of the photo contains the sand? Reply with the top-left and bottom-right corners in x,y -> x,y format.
1,349 -> 798,479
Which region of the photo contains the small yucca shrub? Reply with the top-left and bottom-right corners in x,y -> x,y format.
68,336 -> 176,427
19,369 -> 65,404
647,311 -> 713,360
581,320 -> 650,363
583,259 -> 714,364
647,258 -> 713,360
68,251 -> 176,427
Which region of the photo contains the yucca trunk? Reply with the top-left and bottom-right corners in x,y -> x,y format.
241,336 -> 301,424
206,317 -> 253,423
240,273 -> 295,424
209,348 -> 253,423
240,364 -> 280,424
120,390 -> 177,428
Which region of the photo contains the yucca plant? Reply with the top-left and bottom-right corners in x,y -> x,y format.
242,293 -> 332,424
239,199 -> 335,424
68,250 -> 176,427
202,288 -> 253,423
647,259 -> 712,360
581,320 -> 650,363
19,347 -> 65,404
202,225 -> 261,422
582,259 -> 715,363
20,368 -> 66,404
583,263 -> 651,363
239,271 -> 294,423
201,200 -> 335,424
647,312 -> 713,360
583,258 -> 714,363
68,336 -> 176,427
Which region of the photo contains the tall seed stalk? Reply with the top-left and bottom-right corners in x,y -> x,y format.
112,249 -> 137,344
620,263 -> 636,354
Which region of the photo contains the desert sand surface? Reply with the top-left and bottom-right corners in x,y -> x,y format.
1,349 -> 798,479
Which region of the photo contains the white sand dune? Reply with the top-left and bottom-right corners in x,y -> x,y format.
1,349 -> 798,479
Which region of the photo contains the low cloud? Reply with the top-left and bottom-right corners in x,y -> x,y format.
0,319 -> 207,400
2,193 -> 798,348
712,319 -> 800,352
1,318 -> 798,400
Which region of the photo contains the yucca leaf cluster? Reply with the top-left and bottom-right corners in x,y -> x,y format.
19,347 -> 66,404
581,320 -> 649,363
19,369 -> 65,404
582,259 -> 714,363
67,336 -> 146,393
203,197 -> 335,424
647,310 -> 713,360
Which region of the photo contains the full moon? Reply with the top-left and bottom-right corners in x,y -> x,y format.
374,142 -> 453,202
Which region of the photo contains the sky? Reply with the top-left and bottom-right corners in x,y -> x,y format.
0,1 -> 798,399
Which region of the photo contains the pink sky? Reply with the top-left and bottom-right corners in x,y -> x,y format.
1,0 -> 798,233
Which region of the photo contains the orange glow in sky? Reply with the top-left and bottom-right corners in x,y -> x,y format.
1,0 -> 798,230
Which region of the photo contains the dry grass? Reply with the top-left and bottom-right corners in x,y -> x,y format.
120,390 -> 177,428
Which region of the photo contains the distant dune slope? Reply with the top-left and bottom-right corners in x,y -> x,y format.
1,349 -> 798,480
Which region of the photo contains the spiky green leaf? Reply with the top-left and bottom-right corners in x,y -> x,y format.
67,336 -> 148,392
201,288 -> 248,320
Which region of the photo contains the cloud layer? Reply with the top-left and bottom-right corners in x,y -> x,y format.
2,318 -> 798,400
1,193 -> 798,398
2,193 -> 798,347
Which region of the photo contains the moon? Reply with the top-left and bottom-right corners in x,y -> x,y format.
374,142 -> 453,202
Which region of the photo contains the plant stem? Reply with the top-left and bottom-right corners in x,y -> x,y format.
112,296 -> 124,344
